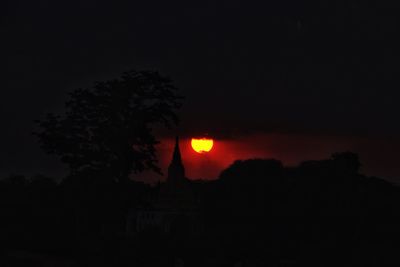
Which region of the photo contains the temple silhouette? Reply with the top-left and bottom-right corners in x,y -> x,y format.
126,137 -> 202,235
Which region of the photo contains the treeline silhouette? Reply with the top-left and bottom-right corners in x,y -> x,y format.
1,152 -> 400,266
202,153 -> 400,266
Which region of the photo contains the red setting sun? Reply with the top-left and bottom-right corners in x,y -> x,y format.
191,138 -> 214,153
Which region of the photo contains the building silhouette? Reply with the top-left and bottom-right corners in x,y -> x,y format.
167,136 -> 186,184
126,137 -> 202,235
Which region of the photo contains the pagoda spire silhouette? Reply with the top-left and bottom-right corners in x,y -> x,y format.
167,136 -> 186,184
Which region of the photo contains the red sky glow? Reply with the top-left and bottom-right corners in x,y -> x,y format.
132,133 -> 400,184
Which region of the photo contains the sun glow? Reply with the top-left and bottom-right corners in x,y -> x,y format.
191,138 -> 214,153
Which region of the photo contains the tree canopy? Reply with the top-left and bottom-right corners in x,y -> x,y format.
35,70 -> 182,182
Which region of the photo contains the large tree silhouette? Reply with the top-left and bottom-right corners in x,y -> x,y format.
35,70 -> 182,182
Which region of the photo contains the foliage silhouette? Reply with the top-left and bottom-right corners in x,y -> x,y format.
200,154 -> 400,265
35,70 -> 182,182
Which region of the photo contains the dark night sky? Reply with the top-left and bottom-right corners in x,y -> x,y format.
1,1 -> 400,182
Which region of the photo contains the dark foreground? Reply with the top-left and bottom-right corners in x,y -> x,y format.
1,153 -> 400,266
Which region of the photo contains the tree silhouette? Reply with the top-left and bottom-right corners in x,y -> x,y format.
331,151 -> 361,174
35,70 -> 182,182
